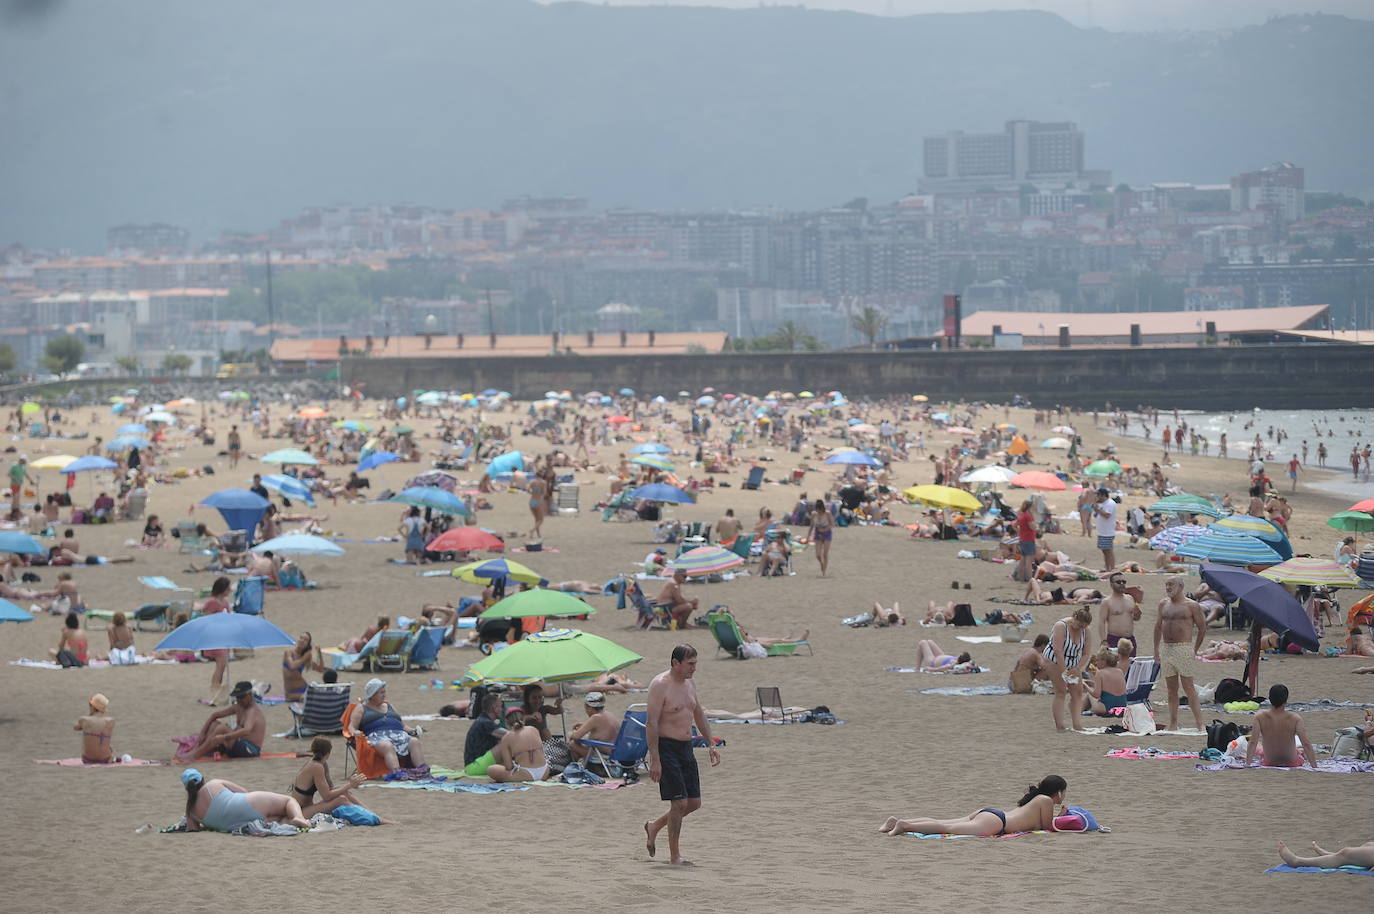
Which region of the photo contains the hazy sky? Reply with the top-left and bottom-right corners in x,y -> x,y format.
544,1 -> 1373,31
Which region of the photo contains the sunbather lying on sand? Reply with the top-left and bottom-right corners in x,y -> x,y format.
1277,838 -> 1374,869
1024,579 -> 1102,605
917,639 -> 974,672
1198,640 -> 1248,660
878,775 -> 1069,837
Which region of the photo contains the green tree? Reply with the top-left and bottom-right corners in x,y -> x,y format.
0,342 -> 15,375
43,335 -> 85,376
849,305 -> 888,349
161,353 -> 193,374
116,355 -> 140,375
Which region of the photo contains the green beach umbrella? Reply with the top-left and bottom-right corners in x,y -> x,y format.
460,628 -> 641,686
1083,459 -> 1122,477
1328,511 -> 1374,533
478,589 -> 597,620
1145,494 -> 1222,519
20,401 -> 41,414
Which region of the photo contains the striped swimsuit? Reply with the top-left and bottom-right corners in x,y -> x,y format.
1042,622 -> 1085,669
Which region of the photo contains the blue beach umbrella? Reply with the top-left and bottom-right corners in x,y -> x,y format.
1174,529 -> 1282,567
628,483 -> 695,504
1200,563 -> 1320,693
0,598 -> 35,623
200,489 -> 270,541
117,423 -> 148,435
824,451 -> 881,467
0,531 -> 45,555
1212,514 -> 1293,560
486,451 -> 524,476
259,474 -> 316,506
357,451 -> 401,472
110,402 -> 128,414
260,448 -> 319,467
60,456 -> 118,474
154,613 -> 295,652
251,533 -> 343,557
619,388 -> 636,396
106,436 -> 151,452
629,443 -> 671,455
390,486 -> 468,515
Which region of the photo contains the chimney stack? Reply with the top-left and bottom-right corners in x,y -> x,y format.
456,333 -> 464,349
648,329 -> 656,347
1057,324 -> 1070,348
586,330 -> 594,347
489,332 -> 497,349
1129,324 -> 1141,347
620,330 -> 628,347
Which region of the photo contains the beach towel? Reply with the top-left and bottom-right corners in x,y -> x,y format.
1264,864 -> 1374,878
884,666 -> 991,675
1195,758 -> 1374,774
956,635 -> 1019,644
10,656 -> 177,669
35,757 -> 165,767
365,780 -> 526,794
913,685 -> 1012,696
1205,699 -> 1374,715
1074,727 -> 1203,737
1105,748 -> 1198,760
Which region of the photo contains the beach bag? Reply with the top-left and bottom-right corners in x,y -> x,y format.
1331,727 -> 1366,759
543,737 -> 571,773
950,604 -> 976,627
332,804 -> 381,826
1206,719 -> 1240,752
739,641 -> 767,660
1214,678 -> 1251,704
1121,703 -> 1154,734
56,648 -> 84,668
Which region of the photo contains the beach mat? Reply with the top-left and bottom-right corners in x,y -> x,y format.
1205,700 -> 1374,715
11,657 -> 178,670
885,666 -> 991,674
1196,758 -> 1374,774
956,635 -> 1023,644
35,757 -> 165,767
1105,748 -> 1198,760
1265,864 -> 1374,877
913,685 -> 1012,696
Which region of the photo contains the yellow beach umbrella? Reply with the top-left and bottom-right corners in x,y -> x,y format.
903,484 -> 982,512
1257,557 -> 1360,588
20,402 -> 41,414
912,394 -> 929,402
31,454 -> 77,470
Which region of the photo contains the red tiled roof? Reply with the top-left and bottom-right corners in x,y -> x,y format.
963,305 -> 1330,338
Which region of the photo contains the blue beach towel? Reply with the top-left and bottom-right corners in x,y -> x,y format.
913,685 -> 1012,696
1265,864 -> 1374,877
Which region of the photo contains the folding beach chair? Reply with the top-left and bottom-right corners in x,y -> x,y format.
727,533 -> 755,562
1123,658 -> 1161,704
406,626 -> 445,672
371,629 -> 414,672
341,700 -> 390,779
121,490 -> 147,521
232,575 -> 267,616
706,608 -> 811,658
742,466 -> 764,490
755,686 -> 796,722
624,579 -> 675,630
556,484 -> 580,515
577,706 -> 648,780
176,519 -> 208,554
287,682 -> 353,738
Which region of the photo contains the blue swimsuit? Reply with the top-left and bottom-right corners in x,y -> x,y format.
200,789 -> 261,831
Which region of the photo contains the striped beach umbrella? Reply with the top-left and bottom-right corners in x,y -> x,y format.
629,443 -> 671,455
1213,514 -> 1283,542
1174,529 -> 1281,567
453,558 -> 545,587
259,473 -> 316,506
1258,557 -> 1361,588
1148,524 -> 1210,553
668,545 -> 744,577
631,455 -> 675,472
1145,494 -> 1222,519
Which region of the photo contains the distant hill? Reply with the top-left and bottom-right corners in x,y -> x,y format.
1,1 -> 1371,249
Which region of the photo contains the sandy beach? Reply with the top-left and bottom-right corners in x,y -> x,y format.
2,396 -> 1370,912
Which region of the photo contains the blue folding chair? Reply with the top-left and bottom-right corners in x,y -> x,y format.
233,575 -> 267,615
577,706 -> 648,780
406,626 -> 445,672
742,466 -> 764,490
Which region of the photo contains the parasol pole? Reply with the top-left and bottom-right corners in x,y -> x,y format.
1244,619 -> 1263,696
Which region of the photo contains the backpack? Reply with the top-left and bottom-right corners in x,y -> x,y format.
950,604 -> 976,626
1206,718 -> 1240,752
1214,678 -> 1251,704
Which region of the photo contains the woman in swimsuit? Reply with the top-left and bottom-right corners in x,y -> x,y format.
807,499 -> 834,577
181,769 -> 310,832
878,775 -> 1069,837
486,714 -> 549,783
1083,648 -> 1127,715
527,474 -> 547,539
198,576 -> 233,704
518,683 -> 563,742
347,679 -> 427,775
107,611 -> 137,665
50,611 -> 88,666
1042,607 -> 1092,732
290,737 -> 396,822
141,514 -> 165,548
281,632 -> 319,701
75,693 -> 115,764
916,640 -> 972,672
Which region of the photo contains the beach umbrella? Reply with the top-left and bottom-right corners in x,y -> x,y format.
1327,511 -> 1374,533
824,451 -> 881,467
1050,425 -> 1076,435
1349,499 -> 1374,513
668,545 -> 744,577
1083,459 -> 1122,477
1040,437 -> 1072,450
1258,557 -> 1360,589
154,613 -> 295,652
912,394 -> 929,402
117,423 -> 149,435
415,391 -> 445,406
0,598 -> 34,623
106,436 -> 151,452
486,451 -> 524,477
427,527 -> 504,554
251,533 -> 344,557
961,465 -> 1017,485
1009,470 -> 1066,491
60,456 -> 118,474
479,589 -> 596,620
357,451 -> 401,472
631,455 -> 675,472
259,474 -> 316,506
453,558 -> 544,587
406,470 -> 458,491
607,415 -> 632,425
903,485 -> 981,512
110,402 -> 128,414
618,387 -> 636,396
260,448 -> 319,467
1148,524 -> 1210,553
332,419 -> 371,433
1144,494 -> 1222,519
20,401 -> 40,415
29,455 -> 77,470
696,395 -> 716,406
629,443 -> 671,455
1213,514 -> 1292,560
1174,529 -> 1281,567
945,426 -> 977,436
297,407 -> 329,419
144,411 -> 177,425
628,483 -> 695,504
200,488 -> 270,539
460,628 -> 640,687
390,486 -> 468,515
1200,563 -> 1320,694
0,531 -> 45,555
849,423 -> 880,435
167,397 -> 197,406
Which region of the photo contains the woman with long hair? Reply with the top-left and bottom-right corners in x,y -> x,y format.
289,738 -> 397,823
281,632 -> 319,702
878,775 -> 1070,837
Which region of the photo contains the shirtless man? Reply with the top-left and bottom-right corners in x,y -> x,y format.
1098,573 -> 1142,649
644,644 -> 721,866
1153,575 -> 1206,732
567,691 -> 621,762
655,569 -> 698,628
714,509 -> 741,547
247,549 -> 281,584
1245,684 -> 1315,769
75,693 -> 116,764
1009,634 -> 1050,693
175,681 -> 267,762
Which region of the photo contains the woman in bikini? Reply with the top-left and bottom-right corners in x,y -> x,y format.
807,499 -> 834,577
289,737 -> 396,822
198,576 -> 233,704
526,473 -> 547,539
486,713 -> 548,783
281,632 -> 319,702
878,775 -> 1069,837
916,640 -> 972,672
1043,607 -> 1093,732
74,693 -> 115,763
50,611 -> 89,666
106,611 -> 137,665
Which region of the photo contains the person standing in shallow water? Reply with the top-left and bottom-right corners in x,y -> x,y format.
644,644 -> 721,866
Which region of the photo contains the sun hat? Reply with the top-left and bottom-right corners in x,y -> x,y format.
180,768 -> 203,787
584,691 -> 605,708
88,693 -> 109,712
364,678 -> 387,699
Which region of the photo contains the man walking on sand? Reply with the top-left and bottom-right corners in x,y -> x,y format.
644,644 -> 721,866
1091,487 -> 1117,572
1153,576 -> 1206,732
